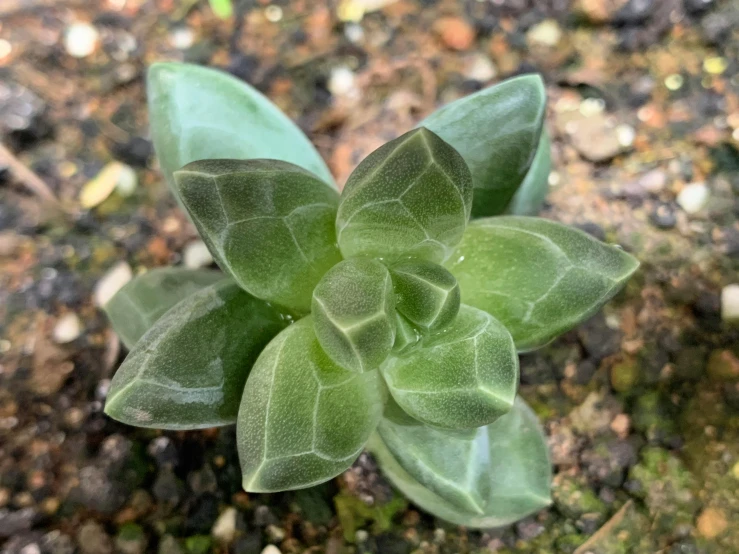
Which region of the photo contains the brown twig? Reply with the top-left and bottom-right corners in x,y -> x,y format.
0,142 -> 65,210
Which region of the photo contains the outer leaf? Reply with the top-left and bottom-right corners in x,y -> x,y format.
421,75 -> 546,218
174,159 -> 342,313
336,128 -> 473,263
445,217 -> 640,351
238,318 -> 387,492
390,260 -> 460,332
381,305 -> 518,430
506,130 -> 551,216
312,259 -> 396,372
105,281 -> 287,429
147,62 -> 335,192
103,268 -> 224,349
367,397 -> 552,527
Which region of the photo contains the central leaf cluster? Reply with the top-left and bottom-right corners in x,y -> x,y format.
172,127 -> 520,490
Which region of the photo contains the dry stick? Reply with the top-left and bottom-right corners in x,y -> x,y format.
0,142 -> 65,209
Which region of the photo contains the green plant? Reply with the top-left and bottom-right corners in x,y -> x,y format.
104,62 -> 638,527
208,0 -> 233,19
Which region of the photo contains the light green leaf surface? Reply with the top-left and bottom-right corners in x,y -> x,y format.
445,217 -> 640,351
312,259 -> 396,372
392,311 -> 422,355
238,318 -> 387,492
381,305 -> 518,430
174,159 -> 342,313
506,130 -> 551,216
209,0 -> 233,19
390,260 -> 460,332
104,268 -> 224,349
367,397 -> 552,527
105,281 -> 287,429
421,75 -> 546,218
147,62 -> 335,193
336,128 -> 473,263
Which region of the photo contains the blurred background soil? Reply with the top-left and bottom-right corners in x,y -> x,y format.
0,0 -> 738,552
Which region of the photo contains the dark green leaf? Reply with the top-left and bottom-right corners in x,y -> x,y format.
238,318 -> 387,492
147,62 -> 335,194
422,75 -> 546,217
174,159 -> 342,313
381,305 -> 518,429
367,397 -> 552,527
312,259 -> 396,372
446,217 -> 639,351
506,130 -> 551,216
103,268 -> 224,349
336,128 -> 473,263
104,281 -> 287,429
390,260 -> 460,332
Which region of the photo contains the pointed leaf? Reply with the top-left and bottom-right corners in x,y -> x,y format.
422,75 -> 546,217
392,312 -> 422,355
148,62 -> 335,194
381,305 -> 518,430
446,217 -> 640,351
103,268 -> 224,349
367,397 -> 552,527
312,259 -> 396,372
390,260 -> 460,332
174,159 -> 342,313
105,281 -> 287,429
238,317 -> 387,492
336,128 -> 473,263
506,130 -> 551,216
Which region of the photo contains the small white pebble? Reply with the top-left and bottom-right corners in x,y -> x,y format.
261,546 -> 282,554
526,19 -> 562,47
328,66 -> 358,98
64,22 -> 99,58
676,182 -> 710,214
579,97 -> 605,117
355,530 -> 369,542
183,240 -> 214,269
344,23 -> 365,44
616,124 -> 635,148
465,53 -> 497,82
265,5 -> 283,22
115,164 -> 137,197
721,284 -> 739,323
94,261 -> 133,307
169,27 -> 194,50
212,507 -> 238,544
53,313 -> 83,344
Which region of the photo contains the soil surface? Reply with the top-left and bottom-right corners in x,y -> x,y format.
1,0 -> 738,553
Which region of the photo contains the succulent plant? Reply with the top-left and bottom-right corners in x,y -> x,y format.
104,62 -> 638,527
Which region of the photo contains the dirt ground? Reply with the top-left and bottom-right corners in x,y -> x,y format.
1,0 -> 738,552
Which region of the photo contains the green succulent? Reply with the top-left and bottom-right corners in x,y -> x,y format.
104,62 -> 639,527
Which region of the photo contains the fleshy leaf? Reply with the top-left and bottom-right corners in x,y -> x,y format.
173,159 -> 342,313
312,259 -> 396,372
336,128 -> 473,263
421,75 -> 546,218
147,62 -> 335,193
238,317 -> 387,492
105,281 -> 287,429
506,130 -> 551,216
390,260 -> 460,332
103,268 -> 224,349
381,305 -> 518,429
445,217 -> 640,351
367,397 -> 552,527
392,312 -> 422,355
